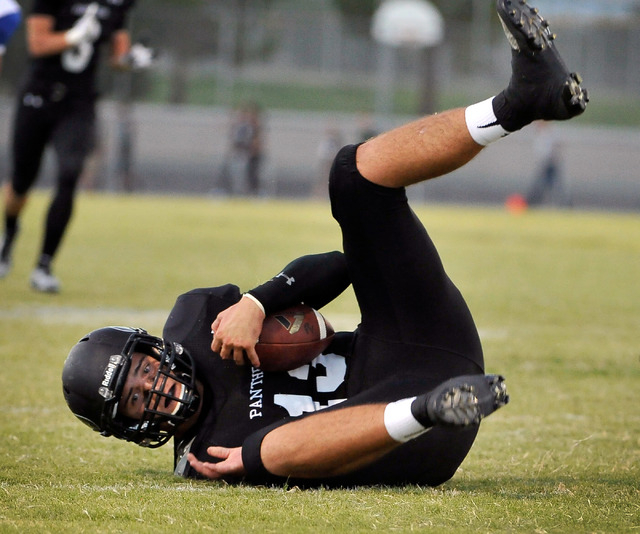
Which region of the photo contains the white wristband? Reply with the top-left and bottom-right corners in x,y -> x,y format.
242,293 -> 265,315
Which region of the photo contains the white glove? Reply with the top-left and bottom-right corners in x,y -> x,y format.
65,3 -> 101,46
125,43 -> 155,70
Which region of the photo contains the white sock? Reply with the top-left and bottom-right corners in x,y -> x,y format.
465,97 -> 510,146
383,397 -> 430,443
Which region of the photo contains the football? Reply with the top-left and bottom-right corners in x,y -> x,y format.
255,304 -> 334,372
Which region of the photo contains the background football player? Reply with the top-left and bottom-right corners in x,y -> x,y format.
0,1 -> 152,292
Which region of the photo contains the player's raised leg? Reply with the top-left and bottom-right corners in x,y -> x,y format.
357,0 -> 588,189
357,108 -> 481,188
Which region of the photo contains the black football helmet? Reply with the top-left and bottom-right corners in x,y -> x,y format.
62,326 -> 200,448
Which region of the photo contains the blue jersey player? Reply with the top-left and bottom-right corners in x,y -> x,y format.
0,0 -> 21,73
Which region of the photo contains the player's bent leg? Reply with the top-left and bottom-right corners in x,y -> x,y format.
412,374 -> 509,427
358,0 -> 589,189
30,177 -> 77,294
356,108 -> 484,188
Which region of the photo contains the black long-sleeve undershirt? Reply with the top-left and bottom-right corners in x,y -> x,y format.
246,251 -> 350,315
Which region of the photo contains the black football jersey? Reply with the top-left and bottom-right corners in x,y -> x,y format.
162,285 -> 353,478
27,0 -> 135,95
160,248 -> 483,486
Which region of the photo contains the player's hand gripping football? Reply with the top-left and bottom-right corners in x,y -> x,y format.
211,295 -> 265,367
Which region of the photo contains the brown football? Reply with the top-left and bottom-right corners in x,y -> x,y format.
255,304 -> 334,372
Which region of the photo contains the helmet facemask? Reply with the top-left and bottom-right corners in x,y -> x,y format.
123,339 -> 200,447
64,327 -> 200,448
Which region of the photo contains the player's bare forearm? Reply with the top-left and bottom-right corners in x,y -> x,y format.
188,404 -> 399,481
27,16 -> 72,56
260,404 -> 398,478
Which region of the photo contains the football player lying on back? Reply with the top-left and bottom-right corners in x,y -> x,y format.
62,0 -> 586,487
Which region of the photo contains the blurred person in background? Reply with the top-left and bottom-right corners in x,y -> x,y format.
314,124 -> 343,198
357,112 -> 378,143
222,101 -> 264,196
0,0 -> 21,75
0,1 -> 153,293
525,121 -> 572,207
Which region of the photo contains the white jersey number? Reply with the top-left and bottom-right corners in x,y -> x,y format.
62,40 -> 95,73
273,353 -> 347,417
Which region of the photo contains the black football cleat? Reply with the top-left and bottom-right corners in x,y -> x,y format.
494,0 -> 588,131
423,374 -> 509,427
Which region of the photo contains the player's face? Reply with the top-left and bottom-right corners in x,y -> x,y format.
118,352 -> 184,421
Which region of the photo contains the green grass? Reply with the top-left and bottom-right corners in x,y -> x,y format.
1,192 -> 639,533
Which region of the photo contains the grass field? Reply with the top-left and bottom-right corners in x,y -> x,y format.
1,191 -> 638,533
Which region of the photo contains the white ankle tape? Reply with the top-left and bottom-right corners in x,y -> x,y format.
465,97 -> 509,146
383,397 -> 429,443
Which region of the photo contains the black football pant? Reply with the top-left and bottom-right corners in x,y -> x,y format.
11,86 -> 95,260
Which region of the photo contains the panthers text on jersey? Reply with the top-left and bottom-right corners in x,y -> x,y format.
163,285 -> 352,479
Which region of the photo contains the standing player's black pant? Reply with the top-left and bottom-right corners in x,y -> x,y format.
11,83 -> 96,259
